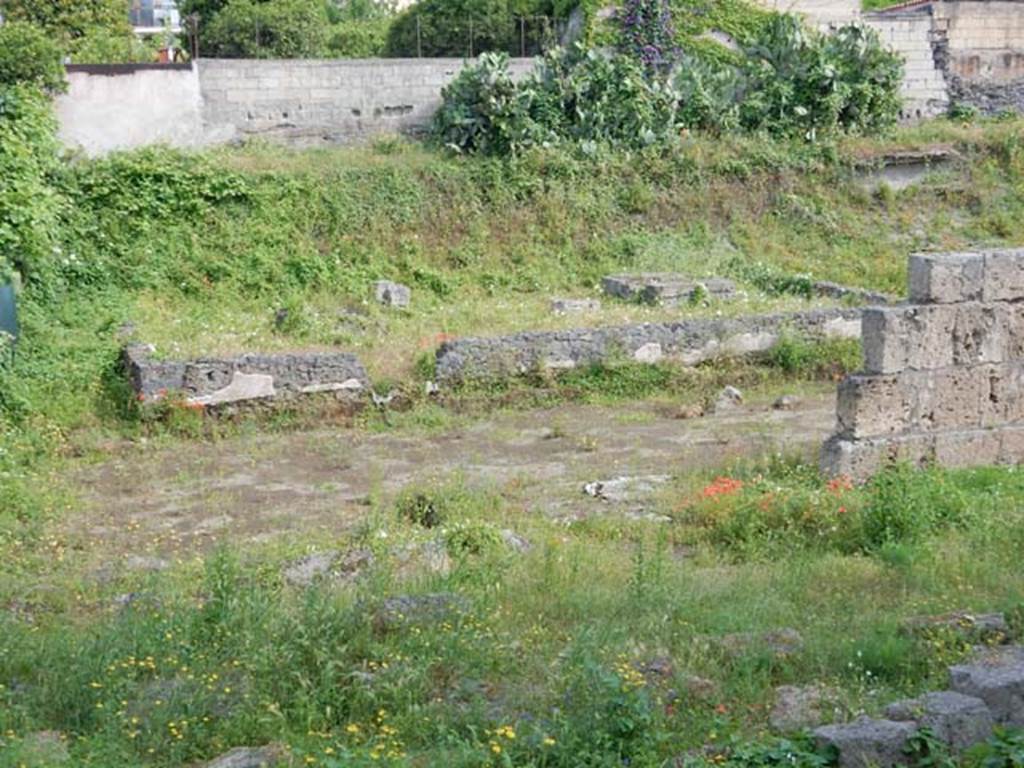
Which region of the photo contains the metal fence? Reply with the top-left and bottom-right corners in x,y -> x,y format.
186,13 -> 566,60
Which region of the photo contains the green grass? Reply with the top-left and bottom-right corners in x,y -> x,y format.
3,120 -> 1024,766
3,461 -> 1024,767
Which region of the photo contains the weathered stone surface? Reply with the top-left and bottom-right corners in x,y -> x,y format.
770,685 -> 843,731
908,250 -> 1024,305
902,611 -> 1010,644
583,475 -> 671,504
283,549 -> 373,588
834,365 -> 1024,439
822,426 -> 1024,481
949,645 -> 1024,726
205,744 -> 287,768
435,308 -> 862,383
714,628 -> 804,659
499,529 -> 531,553
884,691 -> 994,753
602,273 -> 736,304
373,280 -> 411,308
125,554 -> 170,572
813,280 -> 894,306
814,717 -> 918,768
711,386 -> 744,413
773,395 -> 801,411
551,298 -> 601,314
982,249 -> 1024,302
124,344 -> 369,405
862,303 -> 1024,374
909,252 -> 985,304
373,593 -> 468,633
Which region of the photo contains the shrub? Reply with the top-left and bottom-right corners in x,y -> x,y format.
0,23 -> 67,93
327,17 -> 391,57
434,14 -> 903,155
618,0 -> 677,71
0,85 -> 63,283
434,46 -> 681,155
202,0 -> 331,58
1,0 -> 131,44
739,15 -> 903,138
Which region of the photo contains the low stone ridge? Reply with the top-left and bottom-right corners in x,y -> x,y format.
901,611 -> 1010,644
822,248 -> 1024,480
770,685 -> 843,732
123,343 -> 369,407
435,308 -> 862,383
884,691 -> 994,754
813,716 -> 918,768
372,593 -> 468,634
602,273 -> 736,304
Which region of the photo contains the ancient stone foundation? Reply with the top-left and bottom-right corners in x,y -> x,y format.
435,308 -> 862,383
822,248 -> 1024,480
123,344 -> 369,407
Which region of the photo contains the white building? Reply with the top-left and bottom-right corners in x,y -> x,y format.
129,0 -> 181,34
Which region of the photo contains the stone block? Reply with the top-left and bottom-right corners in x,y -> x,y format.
949,646 -> 1024,726
836,366 -> 988,439
884,691 -> 994,753
602,273 -> 735,305
983,249 -> 1024,302
373,280 -> 411,308
862,305 -> 958,373
813,716 -> 918,768
908,252 -> 984,304
551,298 -> 601,314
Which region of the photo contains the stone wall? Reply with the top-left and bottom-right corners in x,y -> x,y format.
864,10 -> 951,120
938,1 -> 1024,113
56,64 -> 211,156
434,308 -> 863,384
822,248 -> 1024,480
123,344 -> 369,407
198,58 -> 534,147
56,58 -> 535,155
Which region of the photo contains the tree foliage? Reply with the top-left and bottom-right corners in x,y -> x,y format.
0,22 -> 67,93
386,0 -> 560,58
202,0 -> 331,58
1,0 -> 132,43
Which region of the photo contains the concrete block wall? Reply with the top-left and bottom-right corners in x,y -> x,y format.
935,1 -> 1024,114
864,12 -> 951,120
198,58 -> 536,146
56,64 -> 210,156
822,248 -> 1024,480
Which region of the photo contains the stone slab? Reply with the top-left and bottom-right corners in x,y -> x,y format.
884,691 -> 994,753
602,273 -> 736,304
949,646 -> 1024,727
814,716 -> 918,768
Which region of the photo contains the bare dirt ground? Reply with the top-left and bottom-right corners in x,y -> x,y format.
65,387 -> 836,566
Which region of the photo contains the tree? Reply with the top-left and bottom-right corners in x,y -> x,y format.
0,22 -> 67,92
1,0 -> 132,44
202,0 -> 331,58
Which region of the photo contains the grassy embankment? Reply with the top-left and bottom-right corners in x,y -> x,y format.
3,119 -> 1024,766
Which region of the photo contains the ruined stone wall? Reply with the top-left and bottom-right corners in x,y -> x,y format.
822,249 -> 1024,479
936,1 -> 1024,113
864,10 -> 951,120
123,344 -> 369,407
435,308 -> 863,384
